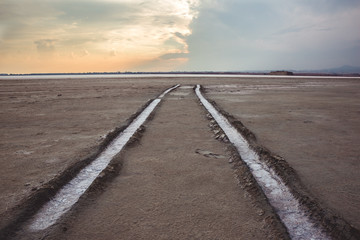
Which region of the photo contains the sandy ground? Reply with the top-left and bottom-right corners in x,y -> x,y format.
204,78 -> 360,230
0,76 -> 359,238
31,86 -> 286,240
0,77 -> 169,227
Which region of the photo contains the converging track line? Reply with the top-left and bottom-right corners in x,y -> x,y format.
195,84 -> 330,240
20,83 -> 331,239
28,85 -> 179,231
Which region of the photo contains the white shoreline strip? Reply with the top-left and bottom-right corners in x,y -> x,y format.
195,85 -> 330,240
29,85 -> 179,231
1,74 -> 359,80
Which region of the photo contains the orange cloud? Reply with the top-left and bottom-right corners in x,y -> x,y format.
0,0 -> 200,73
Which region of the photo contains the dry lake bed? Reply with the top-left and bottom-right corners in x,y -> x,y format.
0,75 -> 359,239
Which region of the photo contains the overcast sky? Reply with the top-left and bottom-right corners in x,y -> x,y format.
1,0 -> 359,73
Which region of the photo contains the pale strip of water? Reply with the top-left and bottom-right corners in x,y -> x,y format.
28,85 -> 179,231
195,85 -> 330,240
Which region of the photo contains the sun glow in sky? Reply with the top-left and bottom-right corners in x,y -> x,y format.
1,0 -> 359,73
0,0 -> 200,73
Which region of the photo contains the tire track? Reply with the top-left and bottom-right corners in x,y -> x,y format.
40,85 -> 287,240
195,84 -> 330,240
24,85 -> 179,232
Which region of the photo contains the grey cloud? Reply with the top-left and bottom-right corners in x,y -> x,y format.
34,39 -> 56,53
2,0 -> 359,72
198,1 -> 282,38
1,0 -> 191,58
52,1 -> 186,30
53,1 -> 138,24
61,36 -> 108,46
271,44 -> 360,70
1,0 -> 183,44
175,32 -> 186,40
163,37 -> 185,50
298,0 -> 360,13
182,0 -> 360,71
0,0 -> 58,20
160,52 -> 188,60
274,26 -> 312,35
0,1 -> 61,41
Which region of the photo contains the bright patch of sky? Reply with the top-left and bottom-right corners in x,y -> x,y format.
0,0 -> 200,73
0,0 -> 359,73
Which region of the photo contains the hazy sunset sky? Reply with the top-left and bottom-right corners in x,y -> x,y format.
1,0 -> 359,73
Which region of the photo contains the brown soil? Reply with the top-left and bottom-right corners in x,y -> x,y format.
207,97 -> 360,239
0,77 -> 169,233
204,78 -> 360,233
19,86 -> 288,239
1,76 -> 359,239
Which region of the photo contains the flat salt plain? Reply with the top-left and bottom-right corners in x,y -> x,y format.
0,74 -> 359,237
204,76 -> 360,230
